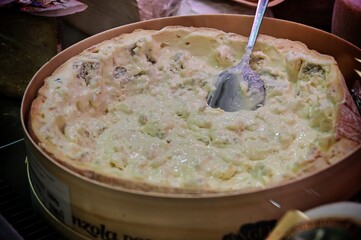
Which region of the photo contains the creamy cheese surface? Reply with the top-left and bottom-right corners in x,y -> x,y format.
30,26 -> 357,192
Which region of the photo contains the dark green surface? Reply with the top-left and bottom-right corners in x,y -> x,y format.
0,7 -> 59,98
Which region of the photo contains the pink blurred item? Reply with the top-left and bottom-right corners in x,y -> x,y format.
137,0 -> 181,20
332,0 -> 361,48
230,0 -> 285,7
174,0 -> 274,17
0,0 -> 87,16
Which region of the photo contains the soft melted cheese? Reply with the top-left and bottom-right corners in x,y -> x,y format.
33,27 -> 344,191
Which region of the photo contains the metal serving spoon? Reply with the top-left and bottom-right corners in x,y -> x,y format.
207,0 -> 269,112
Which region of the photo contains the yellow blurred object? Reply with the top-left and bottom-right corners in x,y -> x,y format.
266,211 -> 309,240
267,202 -> 361,240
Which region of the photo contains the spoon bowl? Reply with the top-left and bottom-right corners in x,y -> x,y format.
207,0 -> 269,111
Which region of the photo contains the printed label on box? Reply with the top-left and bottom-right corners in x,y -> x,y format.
28,151 -> 72,226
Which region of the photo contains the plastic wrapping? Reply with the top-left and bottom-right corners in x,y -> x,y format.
174,0 -> 273,17
137,0 -> 181,20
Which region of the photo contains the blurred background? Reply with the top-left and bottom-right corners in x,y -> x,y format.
0,0 -> 360,239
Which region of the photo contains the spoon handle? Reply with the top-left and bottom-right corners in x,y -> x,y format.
245,0 -> 269,55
